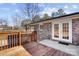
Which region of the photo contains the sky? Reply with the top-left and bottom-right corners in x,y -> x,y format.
0,3 -> 79,26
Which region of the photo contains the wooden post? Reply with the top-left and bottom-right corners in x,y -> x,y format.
19,32 -> 21,45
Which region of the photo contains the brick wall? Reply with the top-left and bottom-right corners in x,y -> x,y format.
72,18 -> 79,45
34,23 -> 52,41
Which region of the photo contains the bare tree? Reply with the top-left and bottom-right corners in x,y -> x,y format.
0,18 -> 8,26
23,3 -> 41,20
21,19 -> 32,30
12,13 -> 22,29
0,18 -> 9,30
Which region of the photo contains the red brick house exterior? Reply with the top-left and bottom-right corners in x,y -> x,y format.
27,12 -> 79,45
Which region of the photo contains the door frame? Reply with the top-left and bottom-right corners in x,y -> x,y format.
52,19 -> 72,43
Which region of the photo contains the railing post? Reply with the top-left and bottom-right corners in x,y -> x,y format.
19,32 -> 21,45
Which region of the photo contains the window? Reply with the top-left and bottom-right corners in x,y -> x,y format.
40,25 -> 43,31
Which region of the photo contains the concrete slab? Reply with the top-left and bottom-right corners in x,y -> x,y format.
39,39 -> 79,56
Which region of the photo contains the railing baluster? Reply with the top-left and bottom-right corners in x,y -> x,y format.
1,36 -> 2,50
4,35 -> 6,49
8,35 -> 10,48
3,35 -> 6,49
4,35 -> 7,49
7,35 -> 9,48
15,34 -> 16,46
3,36 -> 5,50
19,32 -> 21,45
14,35 -> 15,46
17,34 -> 18,45
6,34 -> 8,49
15,35 -> 17,46
0,32 -> 23,51
14,34 -> 15,47
0,39 -> 1,50
15,34 -> 17,46
14,34 -> 15,46
12,34 -> 14,47
2,35 -> 3,50
9,35 -> 11,48
17,34 -> 19,46
9,34 -> 12,48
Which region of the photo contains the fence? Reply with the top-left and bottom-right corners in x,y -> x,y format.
0,31 -> 37,51
21,31 -> 37,44
0,31 -> 21,51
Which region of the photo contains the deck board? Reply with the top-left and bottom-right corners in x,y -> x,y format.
0,46 -> 31,56
23,42 -> 72,56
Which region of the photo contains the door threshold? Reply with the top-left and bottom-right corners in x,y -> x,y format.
58,41 -> 69,45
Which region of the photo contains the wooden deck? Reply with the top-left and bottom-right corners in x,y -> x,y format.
23,42 -> 72,56
0,46 -> 31,56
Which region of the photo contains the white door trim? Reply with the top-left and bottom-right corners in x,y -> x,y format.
52,19 -> 72,43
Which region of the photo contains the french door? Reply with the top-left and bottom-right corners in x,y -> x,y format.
53,21 -> 72,43
62,23 -> 69,40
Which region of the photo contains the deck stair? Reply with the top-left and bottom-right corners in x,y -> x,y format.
0,46 -> 31,56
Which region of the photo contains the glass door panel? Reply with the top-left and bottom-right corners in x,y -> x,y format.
54,24 -> 59,38
62,23 -> 69,39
